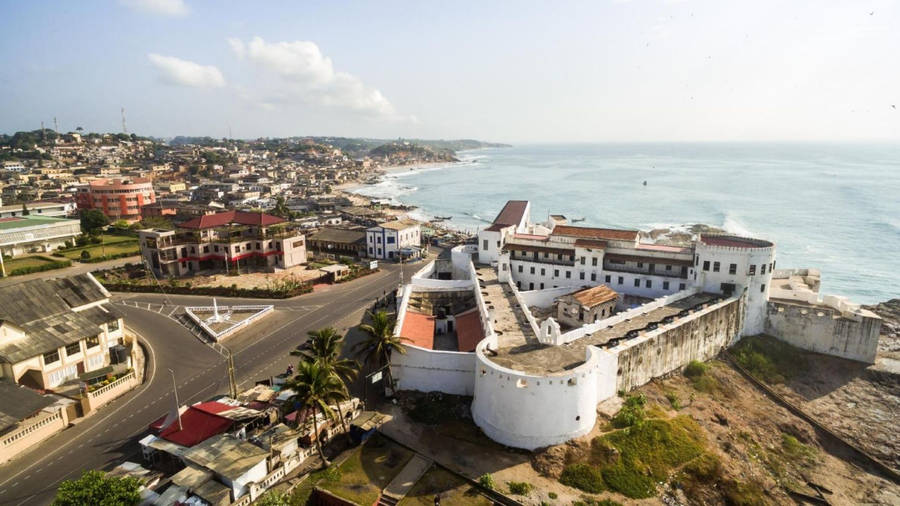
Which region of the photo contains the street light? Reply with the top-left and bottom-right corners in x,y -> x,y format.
168,368 -> 182,431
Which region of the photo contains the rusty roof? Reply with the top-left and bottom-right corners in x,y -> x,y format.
492,200 -> 529,226
552,225 -> 638,241
570,285 -> 619,308
399,311 -> 435,349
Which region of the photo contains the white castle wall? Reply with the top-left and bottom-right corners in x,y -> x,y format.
694,238 -> 775,337
614,295 -> 743,392
472,341 -> 614,450
765,301 -> 881,363
392,346 -> 478,395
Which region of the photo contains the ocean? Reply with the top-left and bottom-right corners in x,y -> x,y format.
352,143 -> 900,304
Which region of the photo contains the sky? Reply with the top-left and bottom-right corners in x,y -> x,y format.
1,0 -> 898,143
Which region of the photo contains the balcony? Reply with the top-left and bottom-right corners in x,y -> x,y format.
603,262 -> 688,279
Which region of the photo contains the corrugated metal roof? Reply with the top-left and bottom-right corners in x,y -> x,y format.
0,274 -> 115,363
0,380 -> 55,432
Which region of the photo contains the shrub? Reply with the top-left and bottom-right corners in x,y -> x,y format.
611,393 -> 646,428
722,479 -> 768,505
548,491 -> 558,499
507,481 -> 533,495
80,250 -> 91,260
665,391 -> 681,410
683,360 -> 708,378
560,464 -> 605,493
478,473 -> 495,490
781,433 -> 817,465
8,258 -> 71,276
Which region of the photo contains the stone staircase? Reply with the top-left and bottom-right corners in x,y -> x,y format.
377,454 -> 433,505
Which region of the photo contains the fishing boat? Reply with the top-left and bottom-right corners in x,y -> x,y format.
571,217 -> 586,223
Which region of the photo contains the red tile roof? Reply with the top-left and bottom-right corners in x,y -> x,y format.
192,401 -> 234,415
552,225 -> 638,241
179,210 -> 285,230
454,308 -> 484,352
492,200 -> 529,227
159,406 -> 233,447
399,311 -> 435,349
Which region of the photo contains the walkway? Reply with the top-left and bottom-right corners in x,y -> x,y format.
476,266 -> 535,349
380,454 -> 433,504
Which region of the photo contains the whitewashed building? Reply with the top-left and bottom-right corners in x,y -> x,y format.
365,220 -> 421,260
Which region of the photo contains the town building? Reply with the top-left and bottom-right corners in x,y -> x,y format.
138,210 -> 307,277
366,220 -> 422,260
0,215 -> 81,258
0,201 -> 76,219
388,200 -> 882,451
0,274 -> 135,462
75,177 -> 156,223
307,227 -> 367,257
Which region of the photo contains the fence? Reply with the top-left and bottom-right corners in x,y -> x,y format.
84,370 -> 139,412
184,305 -> 274,341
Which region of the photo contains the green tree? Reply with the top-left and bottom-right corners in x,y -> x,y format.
285,361 -> 348,467
52,470 -> 141,506
79,209 -> 109,235
80,250 -> 91,261
354,310 -> 406,392
139,215 -> 174,230
271,195 -> 294,220
292,327 -> 359,437
21,203 -> 29,216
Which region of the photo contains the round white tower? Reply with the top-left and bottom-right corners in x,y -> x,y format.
693,234 -> 775,337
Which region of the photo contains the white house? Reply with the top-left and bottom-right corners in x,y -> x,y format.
366,220 -> 421,260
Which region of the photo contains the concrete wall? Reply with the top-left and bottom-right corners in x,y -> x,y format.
765,301 -> 882,363
391,345 -> 477,395
472,342 -> 608,450
0,407 -> 69,464
614,296 -> 743,392
519,285 -> 579,308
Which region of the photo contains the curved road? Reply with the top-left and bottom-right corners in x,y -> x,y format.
0,262 -> 410,505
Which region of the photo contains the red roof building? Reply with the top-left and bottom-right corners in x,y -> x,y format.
159,405 -> 234,447
179,210 -> 285,230
399,312 -> 435,349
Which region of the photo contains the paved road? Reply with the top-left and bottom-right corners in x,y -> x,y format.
0,261 -> 415,505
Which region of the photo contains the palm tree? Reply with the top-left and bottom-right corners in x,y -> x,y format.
354,310 -> 407,393
292,327 -> 359,437
285,361 -> 348,467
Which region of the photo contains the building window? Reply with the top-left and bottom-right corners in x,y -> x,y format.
518,265 -> 523,273
592,258 -> 597,266
618,276 -> 624,285
368,247 -> 373,254
761,264 -> 766,275
580,257 -> 586,265
540,283 -> 544,289
749,265 -> 756,275
702,260 -> 710,271
496,241 -> 500,247
646,280 -> 652,288
565,271 -> 571,279
387,237 -> 395,244
769,262 -> 774,272
605,275 -> 611,283
634,278 -> 640,287
694,255 -> 699,265
579,272 -> 585,280
663,281 -> 670,290
44,350 -> 60,365
637,262 -> 643,268
108,319 -> 119,331
729,263 -> 737,275
86,335 -> 100,348
541,268 -> 546,276
713,261 -> 720,272
679,283 -> 686,290
761,284 -> 766,293
65,342 -> 81,356
591,273 -> 596,281
665,264 -> 672,271
529,282 -> 534,290
530,267 -> 535,274
483,240 -> 488,249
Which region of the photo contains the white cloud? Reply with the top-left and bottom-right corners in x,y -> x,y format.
120,0 -> 189,16
147,53 -> 225,88
227,36 -> 409,120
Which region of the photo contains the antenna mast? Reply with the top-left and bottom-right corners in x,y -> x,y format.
121,107 -> 128,134
53,117 -> 59,135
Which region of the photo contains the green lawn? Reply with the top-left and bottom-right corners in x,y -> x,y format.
60,235 -> 140,261
4,256 -> 57,270
399,468 -> 492,506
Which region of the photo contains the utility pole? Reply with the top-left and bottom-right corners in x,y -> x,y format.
40,121 -> 45,141
226,349 -> 238,399
53,117 -> 59,135
169,368 -> 183,431
121,107 -> 128,134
